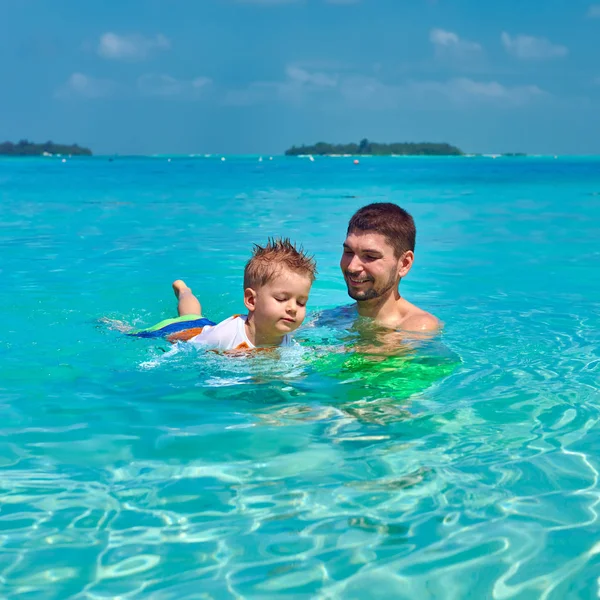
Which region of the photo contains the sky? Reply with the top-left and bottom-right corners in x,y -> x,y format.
1,0 -> 599,154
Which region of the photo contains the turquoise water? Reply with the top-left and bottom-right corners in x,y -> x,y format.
1,155 -> 600,598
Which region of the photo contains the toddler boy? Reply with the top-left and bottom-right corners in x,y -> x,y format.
172,238 -> 316,351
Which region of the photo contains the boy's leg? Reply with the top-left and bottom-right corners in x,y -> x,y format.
172,280 -> 202,316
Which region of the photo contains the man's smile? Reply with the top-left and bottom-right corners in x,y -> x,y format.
346,273 -> 372,285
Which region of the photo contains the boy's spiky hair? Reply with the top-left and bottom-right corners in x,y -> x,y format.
244,237 -> 317,289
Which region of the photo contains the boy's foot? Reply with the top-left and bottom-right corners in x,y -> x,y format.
172,279 -> 192,298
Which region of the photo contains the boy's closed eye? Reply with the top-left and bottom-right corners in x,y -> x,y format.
275,295 -> 307,307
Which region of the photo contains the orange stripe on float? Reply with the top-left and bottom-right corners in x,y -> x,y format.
166,327 -> 205,342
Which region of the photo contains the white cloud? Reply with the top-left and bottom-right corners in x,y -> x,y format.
337,76 -> 544,109
225,65 -> 337,105
55,73 -> 116,98
430,28 -> 482,58
225,65 -> 545,109
98,32 -> 170,61
409,78 -> 544,106
501,32 -> 567,59
137,74 -> 212,97
285,65 -> 337,87
587,4 -> 600,17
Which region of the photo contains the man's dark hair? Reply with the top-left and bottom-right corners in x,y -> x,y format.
347,202 -> 416,257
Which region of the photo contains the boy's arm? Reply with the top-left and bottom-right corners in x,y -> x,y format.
172,280 -> 202,316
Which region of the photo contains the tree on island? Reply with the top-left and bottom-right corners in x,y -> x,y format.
358,138 -> 371,154
0,139 -> 92,156
285,138 -> 462,156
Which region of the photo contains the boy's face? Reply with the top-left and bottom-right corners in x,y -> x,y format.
244,268 -> 312,340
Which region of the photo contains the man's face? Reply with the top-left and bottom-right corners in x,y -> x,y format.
340,231 -> 409,301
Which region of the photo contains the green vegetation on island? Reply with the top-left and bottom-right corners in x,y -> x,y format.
285,138 -> 463,156
0,139 -> 92,156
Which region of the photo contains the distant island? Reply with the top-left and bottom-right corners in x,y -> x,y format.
285,138 -> 463,156
0,139 -> 92,156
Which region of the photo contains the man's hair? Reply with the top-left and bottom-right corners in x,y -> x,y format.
347,202 -> 416,257
244,237 -> 317,289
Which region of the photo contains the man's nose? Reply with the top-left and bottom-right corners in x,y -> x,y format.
347,254 -> 363,272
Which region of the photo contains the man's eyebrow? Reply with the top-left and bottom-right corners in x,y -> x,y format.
354,247 -> 383,255
342,243 -> 383,255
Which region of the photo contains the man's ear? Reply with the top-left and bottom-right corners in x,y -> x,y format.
243,287 -> 257,312
398,250 -> 415,278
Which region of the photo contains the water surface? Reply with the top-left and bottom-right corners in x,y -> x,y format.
1,155 -> 600,598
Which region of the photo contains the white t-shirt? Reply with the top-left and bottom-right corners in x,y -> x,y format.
187,315 -> 292,352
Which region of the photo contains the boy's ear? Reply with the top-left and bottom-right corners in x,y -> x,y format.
243,287 -> 257,312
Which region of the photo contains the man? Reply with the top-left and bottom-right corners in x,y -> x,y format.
340,202 -> 439,332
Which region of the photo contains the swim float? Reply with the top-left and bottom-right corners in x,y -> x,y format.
128,315 -> 215,341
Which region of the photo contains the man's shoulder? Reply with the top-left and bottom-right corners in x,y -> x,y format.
401,309 -> 440,333
309,302 -> 440,333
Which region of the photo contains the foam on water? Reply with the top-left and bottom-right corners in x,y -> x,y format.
1,156 -> 600,598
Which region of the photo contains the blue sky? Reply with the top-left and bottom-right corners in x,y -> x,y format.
1,0 -> 599,154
